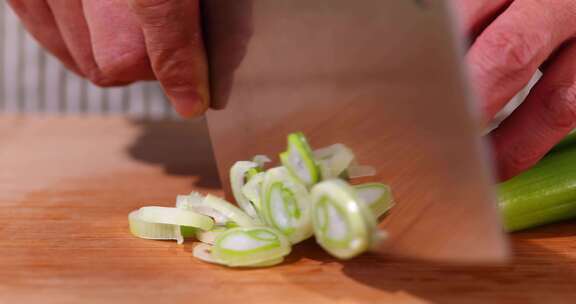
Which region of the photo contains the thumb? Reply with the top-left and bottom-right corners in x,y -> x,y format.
129,0 -> 209,117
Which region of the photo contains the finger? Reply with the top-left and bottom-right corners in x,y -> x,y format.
7,0 -> 82,75
46,0 -> 126,86
490,43 -> 576,180
467,0 -> 576,123
449,0 -> 512,41
82,0 -> 155,81
202,0 -> 253,109
129,0 -> 209,118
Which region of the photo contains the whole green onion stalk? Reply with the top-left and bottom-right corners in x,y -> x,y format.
499,137 -> 576,232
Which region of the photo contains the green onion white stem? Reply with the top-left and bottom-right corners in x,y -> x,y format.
128,208 -> 209,244
230,161 -> 262,218
176,192 -> 204,207
252,154 -> 272,168
210,227 -> 291,267
354,183 -> 394,217
196,227 -> 228,245
193,243 -> 221,264
311,180 -> 379,259
137,206 -> 214,231
261,167 -> 313,244
280,132 -> 320,186
242,172 -> 265,213
313,143 -> 356,179
203,194 -> 260,227
346,165 -> 377,179
177,194 -> 229,225
129,210 -> 192,243
193,243 -> 285,267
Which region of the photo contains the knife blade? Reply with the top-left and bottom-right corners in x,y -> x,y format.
202,0 -> 509,263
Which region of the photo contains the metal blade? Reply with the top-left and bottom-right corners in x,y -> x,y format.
203,0 -> 509,263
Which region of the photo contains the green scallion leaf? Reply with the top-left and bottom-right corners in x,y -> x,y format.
499,147 -> 576,231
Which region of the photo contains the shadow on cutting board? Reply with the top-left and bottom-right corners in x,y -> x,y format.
126,117 -> 221,190
282,222 -> 576,303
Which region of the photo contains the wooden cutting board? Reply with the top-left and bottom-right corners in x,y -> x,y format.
1,115 -> 575,304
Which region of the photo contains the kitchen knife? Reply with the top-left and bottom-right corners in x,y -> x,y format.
202,0 -> 509,263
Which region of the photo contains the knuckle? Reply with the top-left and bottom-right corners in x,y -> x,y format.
130,0 -> 197,35
98,49 -> 150,80
539,83 -> 576,130
130,0 -> 173,11
154,48 -> 198,91
130,0 -> 179,20
476,29 -> 547,77
86,70 -> 123,87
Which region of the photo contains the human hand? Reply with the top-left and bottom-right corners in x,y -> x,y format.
8,0 -> 209,117
452,0 -> 576,180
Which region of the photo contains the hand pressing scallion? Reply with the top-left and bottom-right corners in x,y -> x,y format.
129,131 -> 394,268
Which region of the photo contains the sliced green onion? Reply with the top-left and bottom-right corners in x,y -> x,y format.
176,192 -> 204,208
175,225 -> 185,244
261,167 -> 313,244
311,180 -> 378,259
196,226 -> 228,245
242,171 -> 265,213
129,131 -> 395,266
280,132 -> 320,186
184,205 -> 231,226
246,256 -> 284,267
193,243 -> 221,264
128,210 -> 197,244
346,165 -> 377,179
313,143 -> 351,160
180,226 -> 197,239
313,143 -> 355,179
193,242 -> 285,267
137,206 -> 214,231
212,227 -> 291,267
129,210 -> 178,240
230,161 -> 261,218
252,154 -> 272,168
354,183 -> 394,217
499,147 -> 576,231
177,194 -> 229,225
245,167 -> 261,181
203,194 -> 260,227
177,193 -> 256,226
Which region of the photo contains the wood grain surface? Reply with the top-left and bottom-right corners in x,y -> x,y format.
1,116 -> 575,304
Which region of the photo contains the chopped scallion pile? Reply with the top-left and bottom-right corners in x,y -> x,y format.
129,132 -> 394,267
